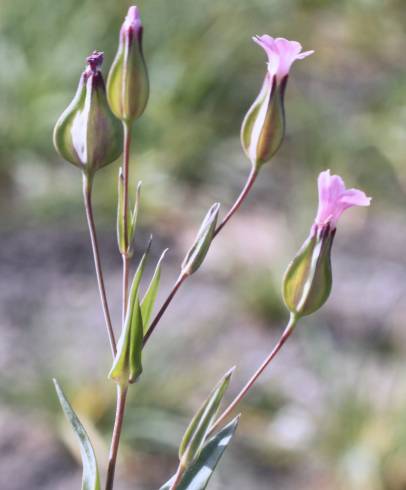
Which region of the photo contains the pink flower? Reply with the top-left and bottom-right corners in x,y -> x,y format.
253,35 -> 314,83
315,170 -> 371,229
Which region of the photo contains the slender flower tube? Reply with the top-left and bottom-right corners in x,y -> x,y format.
241,36 -> 314,168
53,51 -> 123,177
107,6 -> 149,123
283,170 -> 371,318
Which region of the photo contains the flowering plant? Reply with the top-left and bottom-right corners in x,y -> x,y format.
52,6 -> 370,490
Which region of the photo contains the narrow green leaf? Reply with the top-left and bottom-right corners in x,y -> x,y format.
108,243 -> 150,385
129,180 -> 142,255
128,298 -> 143,383
160,416 -> 240,490
53,379 -> 101,490
141,248 -> 168,331
181,203 -> 220,276
179,367 -> 234,467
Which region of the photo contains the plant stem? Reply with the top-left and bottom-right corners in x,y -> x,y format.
169,463 -> 185,490
213,165 -> 258,237
143,166 -> 259,347
105,384 -> 128,490
208,314 -> 297,436
143,272 -> 188,347
106,121 -> 134,490
121,121 -> 133,320
82,174 -> 117,357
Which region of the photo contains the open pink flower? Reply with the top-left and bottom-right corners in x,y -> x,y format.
315,170 -> 371,229
253,35 -> 314,83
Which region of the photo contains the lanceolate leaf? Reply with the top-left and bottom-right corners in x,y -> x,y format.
129,181 -> 142,253
53,379 -> 101,490
141,248 -> 168,331
160,416 -> 240,490
109,246 -> 149,385
179,367 -> 234,467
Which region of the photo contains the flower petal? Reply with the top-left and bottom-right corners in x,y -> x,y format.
315,170 -> 371,228
252,35 -> 314,81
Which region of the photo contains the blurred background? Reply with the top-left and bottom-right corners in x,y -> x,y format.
1,0 -> 406,488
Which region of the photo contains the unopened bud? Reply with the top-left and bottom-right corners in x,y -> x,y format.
283,224 -> 335,318
107,6 -> 149,123
53,51 -> 123,176
181,203 -> 220,276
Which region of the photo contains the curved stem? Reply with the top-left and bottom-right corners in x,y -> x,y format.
105,385 -> 128,490
143,272 -> 188,347
208,314 -> 297,436
82,174 -> 116,357
143,166 -> 259,347
214,165 -> 258,237
121,121 -> 133,320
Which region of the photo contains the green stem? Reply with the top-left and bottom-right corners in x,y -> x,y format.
82,174 -> 116,357
106,120 -> 134,490
208,314 -> 298,436
121,121 -> 133,321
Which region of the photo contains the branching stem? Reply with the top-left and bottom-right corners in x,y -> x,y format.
143,165 -> 259,347
169,463 -> 185,490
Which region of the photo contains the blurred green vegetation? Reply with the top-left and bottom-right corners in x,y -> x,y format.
1,0 -> 406,224
1,1 -> 406,489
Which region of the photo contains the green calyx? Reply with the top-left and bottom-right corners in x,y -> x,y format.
107,29 -> 149,123
241,75 -> 287,169
53,55 -> 123,176
283,224 -> 335,318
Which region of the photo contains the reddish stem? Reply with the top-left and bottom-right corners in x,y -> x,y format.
105,385 -> 128,490
143,165 -> 258,347
82,174 -> 116,357
208,314 -> 297,436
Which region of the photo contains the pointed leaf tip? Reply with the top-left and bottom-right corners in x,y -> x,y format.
179,367 -> 233,467
141,248 -> 168,330
53,379 -> 101,490
160,415 -> 240,490
109,247 -> 149,385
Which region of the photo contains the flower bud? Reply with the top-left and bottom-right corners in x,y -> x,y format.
181,203 -> 220,277
241,36 -> 314,168
107,6 -> 149,123
53,51 -> 123,176
283,224 -> 334,318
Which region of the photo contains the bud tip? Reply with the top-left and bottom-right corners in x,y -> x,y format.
123,5 -> 142,32
86,50 -> 104,73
